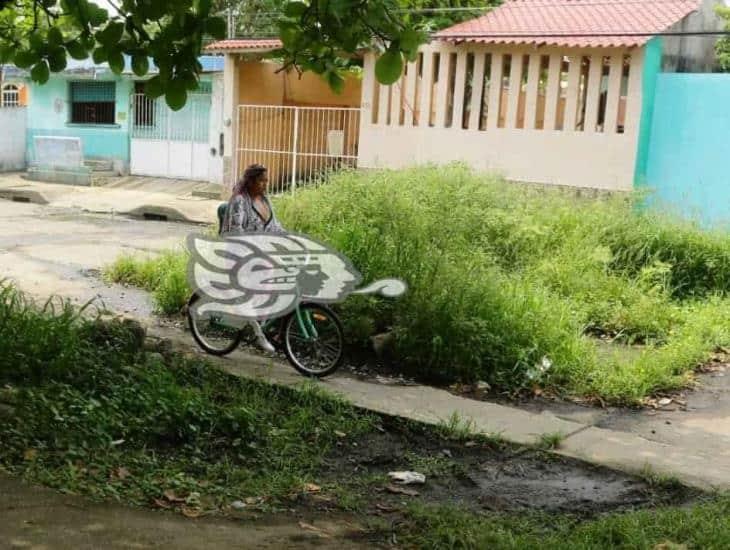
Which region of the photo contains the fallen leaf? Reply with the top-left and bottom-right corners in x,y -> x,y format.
163,489 -> 187,503
298,521 -> 332,538
153,498 -> 172,509
181,506 -> 201,518
385,484 -> 420,497
244,496 -> 264,505
653,542 -> 688,550
23,449 -> 37,461
334,430 -> 347,438
658,397 -> 672,407
303,483 -> 321,493
465,441 -> 477,447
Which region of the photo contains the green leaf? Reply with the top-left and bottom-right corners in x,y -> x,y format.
66,40 -> 89,60
165,78 -> 188,111
144,76 -> 165,99
196,0 -> 212,16
284,1 -> 308,18
47,28 -> 64,47
0,44 -> 13,64
375,50 -> 403,85
99,21 -> 125,45
179,71 -> 199,91
48,49 -> 68,72
31,61 -> 50,84
399,28 -> 422,53
13,50 -> 40,69
92,46 -> 108,64
326,70 -> 345,94
88,5 -> 109,26
131,55 -> 149,77
204,16 -> 226,40
108,50 -> 125,74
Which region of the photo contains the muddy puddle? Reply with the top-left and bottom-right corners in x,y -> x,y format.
321,417 -> 695,517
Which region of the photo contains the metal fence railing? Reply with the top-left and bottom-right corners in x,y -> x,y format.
236,104 -> 361,194
131,93 -> 211,143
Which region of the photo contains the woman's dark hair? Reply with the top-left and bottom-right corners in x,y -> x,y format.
235,163 -> 267,195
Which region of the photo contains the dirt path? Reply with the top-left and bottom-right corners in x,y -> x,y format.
2,198 -> 730,492
0,474 -> 370,550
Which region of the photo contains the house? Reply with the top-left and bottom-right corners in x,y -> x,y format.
0,65 -> 28,173
18,56 -> 224,184
203,39 -> 362,193
0,65 -> 29,107
357,0 -> 710,192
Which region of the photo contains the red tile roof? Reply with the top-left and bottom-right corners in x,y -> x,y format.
436,0 -> 700,49
204,38 -> 282,52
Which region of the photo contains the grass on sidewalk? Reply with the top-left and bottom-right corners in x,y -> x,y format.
103,166 -> 730,404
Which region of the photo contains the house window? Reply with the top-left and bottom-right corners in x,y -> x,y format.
69,81 -> 116,124
1,84 -> 19,107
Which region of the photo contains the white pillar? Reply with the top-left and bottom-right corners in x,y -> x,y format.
222,52 -> 240,195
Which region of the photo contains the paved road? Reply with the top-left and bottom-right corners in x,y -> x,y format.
2,198 -> 730,493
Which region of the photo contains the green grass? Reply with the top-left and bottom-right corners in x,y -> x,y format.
0,282 -> 374,507
397,499 -> 730,549
104,249 -> 189,314
102,166 -> 730,404
4,280 -> 730,548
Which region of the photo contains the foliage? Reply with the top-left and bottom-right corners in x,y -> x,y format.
716,5 -> 730,72
214,0 -> 493,39
0,0 -> 445,104
0,0 -> 227,110
105,167 -> 730,403
0,281 -> 374,504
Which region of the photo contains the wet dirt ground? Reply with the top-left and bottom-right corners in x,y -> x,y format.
317,416 -> 697,519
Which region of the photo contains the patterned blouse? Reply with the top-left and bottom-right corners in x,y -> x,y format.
222,192 -> 285,235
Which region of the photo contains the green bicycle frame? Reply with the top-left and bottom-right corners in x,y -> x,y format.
259,305 -> 318,341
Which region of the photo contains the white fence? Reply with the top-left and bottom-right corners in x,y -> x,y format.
359,43 -> 645,191
236,105 -> 360,194
0,107 -> 26,172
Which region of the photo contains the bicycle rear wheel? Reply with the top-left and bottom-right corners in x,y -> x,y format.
187,293 -> 243,356
284,304 -> 344,378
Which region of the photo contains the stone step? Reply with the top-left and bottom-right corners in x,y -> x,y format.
84,159 -> 114,172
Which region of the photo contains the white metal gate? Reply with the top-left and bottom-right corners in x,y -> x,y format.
236,105 -> 360,194
130,93 -> 211,180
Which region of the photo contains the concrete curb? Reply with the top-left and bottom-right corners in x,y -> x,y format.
145,323 -> 730,493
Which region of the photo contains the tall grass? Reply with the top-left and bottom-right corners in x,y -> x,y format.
104,166 -> 730,402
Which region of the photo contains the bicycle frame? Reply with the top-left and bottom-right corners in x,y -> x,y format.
260,305 -> 319,341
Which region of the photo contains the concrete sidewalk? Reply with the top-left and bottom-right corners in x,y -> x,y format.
0,172 -> 220,224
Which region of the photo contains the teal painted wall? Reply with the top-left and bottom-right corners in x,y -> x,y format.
634,37 -> 663,186
644,73 -> 730,229
26,76 -> 132,166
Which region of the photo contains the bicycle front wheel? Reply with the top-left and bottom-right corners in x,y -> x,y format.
284,304 -> 344,378
187,293 -> 243,356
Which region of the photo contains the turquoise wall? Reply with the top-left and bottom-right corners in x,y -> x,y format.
644,73 -> 730,229
634,37 -> 663,186
26,76 -> 132,165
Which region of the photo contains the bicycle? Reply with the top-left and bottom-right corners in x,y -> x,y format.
187,291 -> 345,378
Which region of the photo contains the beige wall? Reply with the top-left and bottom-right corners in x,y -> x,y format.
359,43 -> 644,191
227,58 -> 361,191
238,60 -> 361,107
